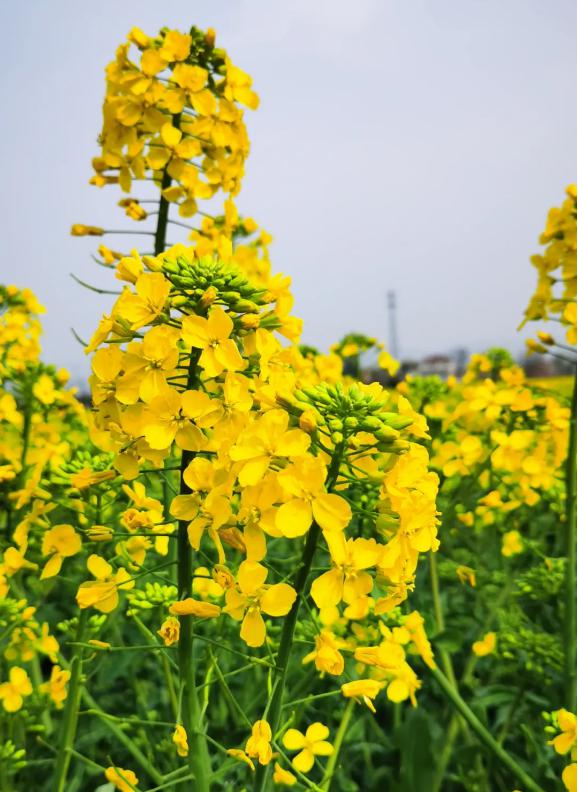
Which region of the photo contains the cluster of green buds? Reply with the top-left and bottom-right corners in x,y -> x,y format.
400,375 -> 451,412
57,613 -> 107,641
52,451 -> 116,491
332,332 -> 379,358
499,623 -> 564,679
0,597 -> 31,633
291,382 -> 413,451
161,253 -> 272,320
0,741 -> 26,778
515,559 -> 565,601
127,582 -> 177,610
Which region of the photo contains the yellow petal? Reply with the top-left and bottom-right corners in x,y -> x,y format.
190,89 -> 216,116
41,554 -> 63,580
311,569 -> 343,609
207,306 -> 233,339
292,748 -> 314,774
161,122 -> 183,148
181,315 -> 210,348
275,499 -> 312,538
387,679 -> 410,703
312,494 -> 351,532
259,583 -> 296,617
214,339 -> 244,372
240,608 -> 266,647
313,740 -> 334,757
306,722 -> 330,743
170,495 -> 198,521
237,561 -> 268,595
87,554 -> 112,580
282,728 -> 305,751
146,147 -> 171,170
276,429 -> 310,457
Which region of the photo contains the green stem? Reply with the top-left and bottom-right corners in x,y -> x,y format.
429,551 -> 458,688
429,665 -> 546,792
52,610 -> 88,792
31,653 -> 53,736
154,154 -> 175,257
253,522 -> 321,792
564,375 -> 577,710
320,699 -> 354,790
253,448 -> 344,792
177,350 -> 211,791
162,651 -> 179,720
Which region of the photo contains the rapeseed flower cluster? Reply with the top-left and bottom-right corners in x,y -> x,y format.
521,184 -> 576,350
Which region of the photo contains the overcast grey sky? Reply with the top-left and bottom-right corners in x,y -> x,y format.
1,0 -> 575,380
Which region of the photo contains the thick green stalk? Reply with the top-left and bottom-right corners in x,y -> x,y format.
320,699 -> 354,790
52,610 -> 88,792
154,163 -> 174,257
253,449 -> 344,792
177,350 -> 211,791
429,665 -> 545,792
564,375 -> 577,710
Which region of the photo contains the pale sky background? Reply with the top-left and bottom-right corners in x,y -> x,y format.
1,0 -> 575,382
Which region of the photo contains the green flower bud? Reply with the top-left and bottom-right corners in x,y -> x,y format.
375,426 -> 399,442
380,412 -> 414,430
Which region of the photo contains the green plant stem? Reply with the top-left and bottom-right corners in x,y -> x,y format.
52,610 -> 88,792
564,374 -> 577,710
252,522 -> 323,792
429,551 -> 458,688
320,699 -> 354,790
154,150 -> 176,257
177,350 -> 211,791
429,665 -> 546,792
253,448 -> 344,792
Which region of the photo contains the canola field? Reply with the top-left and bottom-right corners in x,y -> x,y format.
0,23 -> 576,792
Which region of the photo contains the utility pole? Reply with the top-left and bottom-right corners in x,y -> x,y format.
387,290 -> 399,359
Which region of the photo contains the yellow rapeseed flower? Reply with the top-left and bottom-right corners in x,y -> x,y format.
282,723 -> 333,773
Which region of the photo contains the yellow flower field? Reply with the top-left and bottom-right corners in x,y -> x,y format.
0,22 -> 575,792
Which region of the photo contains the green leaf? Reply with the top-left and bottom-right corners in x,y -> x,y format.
396,708 -> 438,792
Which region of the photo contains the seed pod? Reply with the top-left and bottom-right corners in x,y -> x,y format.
375,425 -> 399,441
